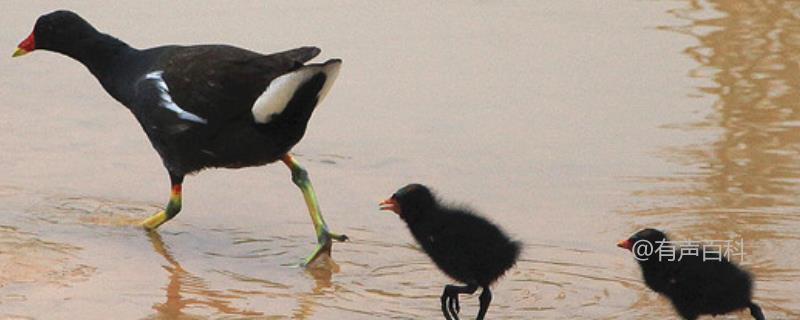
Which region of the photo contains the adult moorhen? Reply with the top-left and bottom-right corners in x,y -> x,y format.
380,184 -> 521,320
618,228 -> 765,320
12,10 -> 346,265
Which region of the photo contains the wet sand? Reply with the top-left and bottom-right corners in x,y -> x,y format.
1,0 -> 799,319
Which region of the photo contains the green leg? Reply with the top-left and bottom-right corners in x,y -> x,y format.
142,175 -> 184,230
281,154 -> 347,266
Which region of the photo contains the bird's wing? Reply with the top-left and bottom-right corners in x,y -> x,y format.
668,256 -> 716,302
433,213 -> 505,260
132,45 -> 321,133
132,71 -> 208,135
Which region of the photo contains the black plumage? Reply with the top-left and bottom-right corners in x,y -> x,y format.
380,184 -> 521,320
13,10 -> 346,265
618,228 -> 766,320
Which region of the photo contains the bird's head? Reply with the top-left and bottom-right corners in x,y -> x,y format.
618,228 -> 669,260
379,183 -> 437,223
13,10 -> 97,58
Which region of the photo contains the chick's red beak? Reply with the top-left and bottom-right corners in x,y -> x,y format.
617,239 -> 633,250
13,32 -> 35,57
379,198 -> 400,215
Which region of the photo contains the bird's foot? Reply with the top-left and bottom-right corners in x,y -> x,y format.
441,290 -> 461,320
141,210 -> 168,231
449,294 -> 461,319
327,231 -> 349,242
302,229 -> 348,267
302,241 -> 332,267
141,184 -> 182,231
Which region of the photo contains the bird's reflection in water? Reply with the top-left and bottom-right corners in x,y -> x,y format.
145,231 -> 263,319
291,254 -> 340,320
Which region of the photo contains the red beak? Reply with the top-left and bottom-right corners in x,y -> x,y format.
379,198 -> 400,215
617,239 -> 633,250
13,31 -> 35,57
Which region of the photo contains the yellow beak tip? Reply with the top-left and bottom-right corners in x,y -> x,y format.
12,47 -> 28,58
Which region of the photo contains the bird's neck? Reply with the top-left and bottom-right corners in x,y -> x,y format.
639,260 -> 673,292
638,258 -> 672,279
405,209 -> 436,237
61,31 -> 134,75
60,32 -> 136,95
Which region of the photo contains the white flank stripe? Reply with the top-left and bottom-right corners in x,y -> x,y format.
251,60 -> 342,124
144,71 -> 208,124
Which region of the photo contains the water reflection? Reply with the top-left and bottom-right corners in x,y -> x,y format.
146,231 -> 344,319
628,0 -> 800,317
660,0 -> 800,212
0,223 -> 93,288
146,231 -> 263,318
292,258 -> 339,320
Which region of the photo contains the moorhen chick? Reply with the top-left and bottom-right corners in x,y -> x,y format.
380,184 -> 521,320
618,228 -> 765,320
12,10 -> 346,265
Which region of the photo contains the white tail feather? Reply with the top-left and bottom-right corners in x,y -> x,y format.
252,60 -> 341,124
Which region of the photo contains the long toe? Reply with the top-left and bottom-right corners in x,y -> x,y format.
441,296 -> 452,320
302,240 -> 332,267
141,210 -> 169,231
328,231 -> 348,242
303,229 -> 349,266
448,294 -> 460,318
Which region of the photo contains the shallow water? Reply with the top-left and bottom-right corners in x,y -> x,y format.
1,0 -> 798,319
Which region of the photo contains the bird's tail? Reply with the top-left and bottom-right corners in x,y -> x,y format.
495,239 -> 523,278
251,59 -> 342,125
509,240 -> 522,266
749,302 -> 766,320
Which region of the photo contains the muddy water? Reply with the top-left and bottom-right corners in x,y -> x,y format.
1,1 -> 798,319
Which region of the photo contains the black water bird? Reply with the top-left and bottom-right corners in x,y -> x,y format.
380,184 -> 521,320
618,228 -> 765,320
12,10 -> 346,265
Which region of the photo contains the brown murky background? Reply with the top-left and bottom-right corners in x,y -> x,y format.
1,1 -> 798,319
